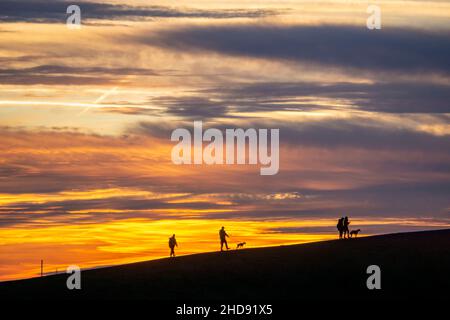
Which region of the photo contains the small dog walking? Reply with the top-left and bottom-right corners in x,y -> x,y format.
349,229 -> 361,238
236,242 -> 246,249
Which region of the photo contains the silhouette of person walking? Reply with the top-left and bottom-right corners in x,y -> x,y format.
337,217 -> 344,239
219,226 -> 230,251
343,216 -> 350,239
169,234 -> 178,257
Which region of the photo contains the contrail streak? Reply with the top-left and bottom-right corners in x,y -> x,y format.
78,86 -> 118,116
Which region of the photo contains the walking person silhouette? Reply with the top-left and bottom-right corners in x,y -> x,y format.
169,234 -> 178,257
219,226 -> 230,251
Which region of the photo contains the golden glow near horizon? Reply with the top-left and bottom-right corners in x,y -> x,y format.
2,216 -> 449,281
0,0 -> 449,281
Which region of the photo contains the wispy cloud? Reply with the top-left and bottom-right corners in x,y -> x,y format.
137,24 -> 450,76
0,65 -> 159,85
0,0 -> 284,23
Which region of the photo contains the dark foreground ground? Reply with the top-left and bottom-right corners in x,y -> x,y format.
1,229 -> 449,301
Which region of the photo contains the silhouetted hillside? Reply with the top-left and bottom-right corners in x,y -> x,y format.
1,229 -> 449,301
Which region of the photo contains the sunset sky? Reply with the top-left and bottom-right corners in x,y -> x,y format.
1,0 -> 449,281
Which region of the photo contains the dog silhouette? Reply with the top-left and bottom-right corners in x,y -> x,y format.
236,242 -> 246,249
349,229 -> 361,238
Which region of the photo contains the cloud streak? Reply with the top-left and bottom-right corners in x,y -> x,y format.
139,81 -> 450,118
0,65 -> 160,85
0,0 -> 283,23
138,24 -> 450,75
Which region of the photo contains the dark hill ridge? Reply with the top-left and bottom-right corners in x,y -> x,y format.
1,229 -> 449,300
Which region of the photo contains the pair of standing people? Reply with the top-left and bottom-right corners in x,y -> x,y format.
337,216 -> 350,239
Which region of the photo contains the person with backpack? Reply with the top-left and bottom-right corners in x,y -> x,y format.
337,217 -> 344,239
